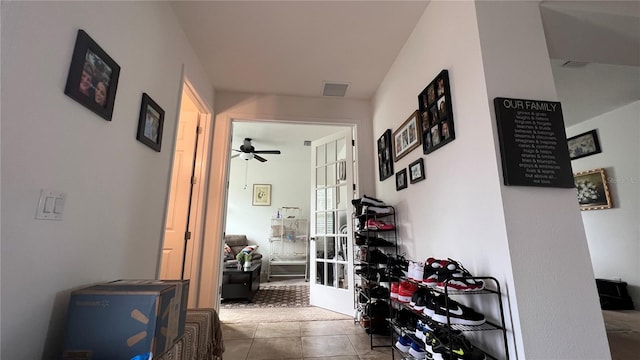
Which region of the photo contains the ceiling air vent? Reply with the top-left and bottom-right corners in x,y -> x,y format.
322,82 -> 350,97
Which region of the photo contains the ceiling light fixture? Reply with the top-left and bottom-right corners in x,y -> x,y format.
239,152 -> 254,161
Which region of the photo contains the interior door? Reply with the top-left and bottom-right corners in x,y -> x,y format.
309,129 -> 355,316
160,110 -> 199,280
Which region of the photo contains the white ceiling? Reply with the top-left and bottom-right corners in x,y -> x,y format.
171,0 -> 639,137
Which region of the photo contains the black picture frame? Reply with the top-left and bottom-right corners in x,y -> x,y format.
136,93 -> 165,152
377,129 -> 394,181
396,169 -> 408,191
64,30 -> 120,121
419,69 -> 455,154
567,129 -> 602,160
408,158 -> 425,184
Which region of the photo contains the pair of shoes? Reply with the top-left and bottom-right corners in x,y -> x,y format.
365,218 -> 395,230
397,281 -> 419,303
367,249 -> 388,264
410,287 -> 435,312
423,257 -> 484,291
390,282 -> 399,299
430,296 -> 486,326
409,260 -> 425,281
427,328 -> 487,360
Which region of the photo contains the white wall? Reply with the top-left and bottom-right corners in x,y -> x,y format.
567,101 -> 640,306
373,1 -> 609,359
0,2 -> 214,359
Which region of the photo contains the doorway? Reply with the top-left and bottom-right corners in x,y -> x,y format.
159,80 -> 212,308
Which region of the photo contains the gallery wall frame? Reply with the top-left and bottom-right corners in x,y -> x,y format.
64,29 -> 120,121
574,168 -> 612,211
409,158 -> 425,184
377,129 -> 394,181
393,111 -> 422,162
396,169 -> 408,191
567,129 -> 602,160
252,184 -> 272,206
136,93 -> 165,152
419,69 -> 455,154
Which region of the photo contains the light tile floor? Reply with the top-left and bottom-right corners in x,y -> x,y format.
222,319 -> 393,360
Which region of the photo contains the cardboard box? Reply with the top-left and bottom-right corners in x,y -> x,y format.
63,283 -> 176,360
108,279 -> 189,346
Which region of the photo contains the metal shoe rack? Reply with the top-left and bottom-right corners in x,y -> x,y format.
390,276 -> 509,359
353,205 -> 398,350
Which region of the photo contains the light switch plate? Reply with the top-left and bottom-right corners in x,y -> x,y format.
36,189 -> 66,220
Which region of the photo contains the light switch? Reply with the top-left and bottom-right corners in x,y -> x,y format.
36,189 -> 66,220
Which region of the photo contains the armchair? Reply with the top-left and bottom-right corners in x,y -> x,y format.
224,234 -> 263,268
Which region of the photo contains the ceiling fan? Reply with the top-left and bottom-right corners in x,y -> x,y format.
231,138 -> 281,162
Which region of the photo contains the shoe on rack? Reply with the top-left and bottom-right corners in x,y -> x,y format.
362,204 -> 393,216
368,237 -> 395,247
435,258 -> 485,291
408,341 -> 427,359
367,249 -> 388,264
365,218 -> 395,231
397,281 -> 418,303
423,257 -> 445,286
361,194 -> 386,207
370,285 -> 390,299
431,297 -> 486,326
390,282 -> 400,299
412,287 -> 433,312
394,334 -> 412,353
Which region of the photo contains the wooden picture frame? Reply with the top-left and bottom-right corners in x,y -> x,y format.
574,168 -> 612,211
377,129 -> 394,181
393,111 -> 422,162
419,69 -> 455,154
408,158 -> 425,184
252,184 -> 272,206
395,169 -> 408,191
64,30 -> 120,121
136,93 -> 165,152
567,129 -> 602,160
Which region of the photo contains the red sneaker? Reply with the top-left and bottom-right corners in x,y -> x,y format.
365,219 -> 395,231
397,281 -> 418,303
390,282 -> 400,299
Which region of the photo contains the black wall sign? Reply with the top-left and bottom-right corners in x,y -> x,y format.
494,97 -> 574,188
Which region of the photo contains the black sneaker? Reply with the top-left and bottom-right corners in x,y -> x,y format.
361,194 -> 386,206
367,249 -> 388,264
369,285 -> 390,299
432,297 -> 486,326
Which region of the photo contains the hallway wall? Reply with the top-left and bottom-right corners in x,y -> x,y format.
1,2 -> 213,359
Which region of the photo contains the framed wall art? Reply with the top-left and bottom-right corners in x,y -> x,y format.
574,168 -> 612,211
396,169 -> 408,191
377,129 -> 394,181
136,93 -> 165,152
64,30 -> 121,121
567,129 -> 602,160
419,69 -> 455,154
409,158 -> 425,184
252,184 -> 272,206
393,110 -> 422,162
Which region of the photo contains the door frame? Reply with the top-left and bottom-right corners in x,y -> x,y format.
198,114 -> 358,308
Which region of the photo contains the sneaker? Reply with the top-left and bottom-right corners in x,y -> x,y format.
390,282 -> 399,299
431,297 -> 486,326
395,334 -> 412,353
423,292 -> 441,317
410,261 -> 424,281
367,249 -> 388,264
365,218 -> 395,231
423,257 -> 444,286
361,195 -> 386,207
408,341 -> 427,359
397,281 -> 418,303
370,285 -> 390,299
436,258 -> 485,291
412,288 -> 432,311
415,320 -> 424,341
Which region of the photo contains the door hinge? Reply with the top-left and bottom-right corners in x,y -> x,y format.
191,176 -> 197,185
353,184 -> 356,191
352,139 -> 355,146
184,231 -> 191,241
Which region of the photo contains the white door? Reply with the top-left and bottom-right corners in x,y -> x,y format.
309,129 -> 355,316
160,110 -> 199,280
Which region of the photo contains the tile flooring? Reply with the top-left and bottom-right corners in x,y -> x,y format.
222,319 -> 392,360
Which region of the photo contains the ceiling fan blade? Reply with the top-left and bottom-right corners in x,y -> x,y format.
232,149 -> 241,152
253,150 -> 281,154
231,154 -> 240,159
254,154 -> 268,162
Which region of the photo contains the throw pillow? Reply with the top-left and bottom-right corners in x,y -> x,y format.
223,243 -> 235,261
240,245 -> 258,254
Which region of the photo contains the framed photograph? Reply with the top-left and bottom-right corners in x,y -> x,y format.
252,184 -> 272,206
418,69 -> 455,154
574,168 -> 612,211
64,30 -> 120,121
377,129 -> 394,181
393,110 -> 422,162
409,158 -> 425,184
395,169 -> 408,191
136,93 -> 165,152
567,129 -> 602,160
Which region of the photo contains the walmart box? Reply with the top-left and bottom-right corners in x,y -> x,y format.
63,283 -> 176,360
108,279 -> 189,346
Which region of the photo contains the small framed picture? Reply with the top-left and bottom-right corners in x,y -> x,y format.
64,30 -> 121,121
567,129 -> 602,160
409,158 -> 425,184
136,93 -> 165,152
418,69 -> 456,154
252,184 -> 272,206
393,111 -> 422,162
574,168 -> 612,210
377,129 -> 394,181
396,169 -> 408,191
